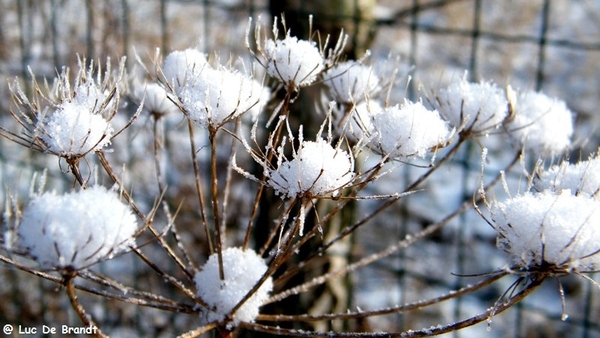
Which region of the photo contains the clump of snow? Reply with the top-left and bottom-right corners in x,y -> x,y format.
324,61 -> 379,104
194,247 -> 272,327
436,75 -> 508,134
505,90 -> 573,155
263,34 -> 324,89
37,83 -> 114,158
269,139 -> 354,199
16,185 -> 138,270
535,155 -> 600,199
178,66 -> 269,128
492,190 -> 600,272
162,48 -> 208,89
368,100 -> 450,159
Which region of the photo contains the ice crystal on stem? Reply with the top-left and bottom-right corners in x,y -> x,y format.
15,185 -> 138,271
194,247 -> 272,328
492,190 -> 600,272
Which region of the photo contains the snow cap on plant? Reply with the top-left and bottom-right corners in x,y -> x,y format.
341,99 -> 382,142
178,65 -> 269,128
324,60 -> 379,104
436,74 -> 508,135
15,185 -> 138,271
535,155 -> 600,199
368,99 -> 450,159
263,33 -> 324,89
162,48 -> 208,90
269,138 -> 354,199
505,89 -> 573,155
491,190 -> 600,272
194,247 -> 272,328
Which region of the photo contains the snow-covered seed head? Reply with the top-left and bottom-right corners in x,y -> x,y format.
194,247 -> 272,328
505,90 -> 573,155
492,190 -> 600,273
179,66 -> 269,129
162,48 -> 208,90
324,61 -> 379,104
37,98 -> 114,158
341,100 -> 382,142
263,34 -> 324,89
133,82 -> 179,118
369,100 -> 450,159
269,139 -> 354,199
15,185 -> 138,271
436,76 -> 508,135
535,156 -> 600,199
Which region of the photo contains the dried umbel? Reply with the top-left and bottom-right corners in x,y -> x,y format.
436,74 -> 508,136
14,185 -> 138,271
3,57 -> 129,186
194,247 -> 273,328
504,90 -> 573,155
492,190 -> 600,273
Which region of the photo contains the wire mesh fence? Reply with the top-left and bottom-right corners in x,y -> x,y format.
1,0 -> 599,337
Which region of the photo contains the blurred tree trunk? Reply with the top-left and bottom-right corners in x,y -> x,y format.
269,0 -> 377,59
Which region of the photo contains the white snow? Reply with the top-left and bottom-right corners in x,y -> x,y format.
436,75 -> 508,134
535,155 -> 600,198
505,90 -> 573,155
162,48 -> 208,89
492,190 -> 600,272
194,247 -> 272,327
368,99 -> 450,159
179,66 -> 269,128
263,34 -> 324,89
16,185 -> 138,270
37,87 -> 114,158
268,139 -> 354,199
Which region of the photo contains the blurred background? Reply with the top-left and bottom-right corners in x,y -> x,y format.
0,1 -> 599,337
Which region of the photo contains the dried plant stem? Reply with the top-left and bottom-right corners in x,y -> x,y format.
209,129 -> 225,281
188,120 -> 214,253
176,322 -> 218,338
64,274 -> 107,338
97,151 -> 192,279
152,116 -> 166,193
260,270 -> 508,322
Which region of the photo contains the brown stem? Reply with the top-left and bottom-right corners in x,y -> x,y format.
188,120 -> 214,254
64,273 -> 107,338
209,128 -> 225,281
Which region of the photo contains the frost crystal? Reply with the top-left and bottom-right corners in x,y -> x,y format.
505,90 -> 573,154
492,190 -> 600,272
324,61 -> 379,103
37,83 -> 114,158
16,186 -> 138,270
264,34 -> 324,88
369,100 -> 450,159
269,139 -> 354,198
179,67 -> 269,128
535,156 -> 600,199
162,48 -> 208,89
436,76 -> 508,134
194,247 -> 272,327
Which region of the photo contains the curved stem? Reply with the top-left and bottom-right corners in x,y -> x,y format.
64,273 -> 107,338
